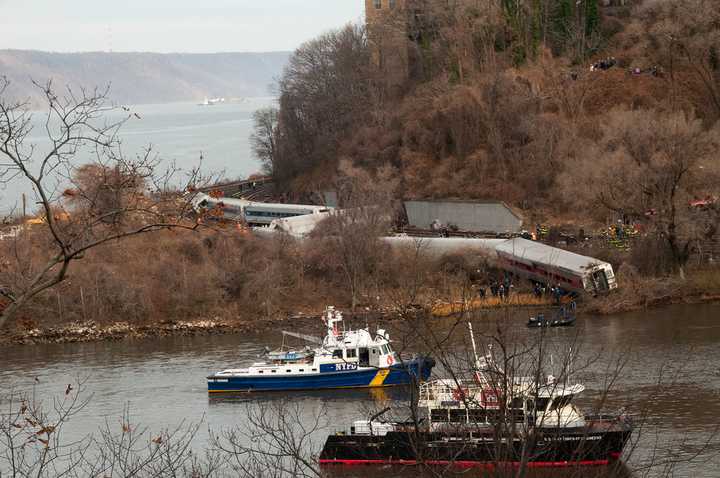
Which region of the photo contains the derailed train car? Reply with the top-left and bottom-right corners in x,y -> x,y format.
191,193 -> 332,226
495,238 -> 617,294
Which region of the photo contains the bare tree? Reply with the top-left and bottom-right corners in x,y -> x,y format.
593,109 -> 719,278
0,382 -> 216,477
274,24 -> 371,188
210,400 -> 325,478
250,107 -> 279,175
312,161 -> 397,310
0,78 -> 203,328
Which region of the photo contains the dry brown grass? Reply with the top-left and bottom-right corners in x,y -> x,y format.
431,293 -> 556,317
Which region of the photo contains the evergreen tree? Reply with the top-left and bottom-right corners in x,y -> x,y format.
585,0 -> 600,35
551,0 -> 574,53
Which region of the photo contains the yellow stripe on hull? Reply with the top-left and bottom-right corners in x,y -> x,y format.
369,369 -> 390,387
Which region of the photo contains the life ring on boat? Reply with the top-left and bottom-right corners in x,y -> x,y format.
386,355 -> 394,365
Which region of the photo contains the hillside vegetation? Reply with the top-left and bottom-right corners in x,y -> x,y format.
255,0 -> 720,278
0,50 -> 290,106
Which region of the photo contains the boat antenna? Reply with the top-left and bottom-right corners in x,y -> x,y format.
468,322 -> 479,364
468,321 -> 487,386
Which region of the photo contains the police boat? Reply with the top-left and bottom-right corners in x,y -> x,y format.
207,306 -> 435,393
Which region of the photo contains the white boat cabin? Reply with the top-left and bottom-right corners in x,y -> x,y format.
418,377 -> 587,430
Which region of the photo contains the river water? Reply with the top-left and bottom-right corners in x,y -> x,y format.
0,99 -> 273,215
1,303 -> 719,477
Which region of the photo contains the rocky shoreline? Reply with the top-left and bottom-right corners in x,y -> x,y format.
0,315 -> 324,347
2,293 -> 718,347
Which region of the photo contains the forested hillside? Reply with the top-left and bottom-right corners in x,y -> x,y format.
254,0 -> 720,277
0,50 -> 290,106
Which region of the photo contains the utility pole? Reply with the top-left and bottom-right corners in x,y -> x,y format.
22,193 -> 26,218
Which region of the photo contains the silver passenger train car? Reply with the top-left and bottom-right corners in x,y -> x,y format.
191,193 -> 332,226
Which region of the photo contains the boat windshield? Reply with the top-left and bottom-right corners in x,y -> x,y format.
550,394 -> 574,410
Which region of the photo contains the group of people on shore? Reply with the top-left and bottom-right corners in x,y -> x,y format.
475,276 -> 515,301
533,282 -> 565,305
473,274 -> 572,304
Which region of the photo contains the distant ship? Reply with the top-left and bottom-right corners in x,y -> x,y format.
207,306 -> 435,393
198,97 -> 226,106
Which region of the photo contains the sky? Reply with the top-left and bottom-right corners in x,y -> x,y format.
0,0 -> 366,53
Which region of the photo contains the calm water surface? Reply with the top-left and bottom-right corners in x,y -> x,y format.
0,99 -> 274,214
1,303 -> 719,477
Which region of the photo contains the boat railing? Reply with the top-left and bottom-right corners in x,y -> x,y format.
419,380 -> 485,403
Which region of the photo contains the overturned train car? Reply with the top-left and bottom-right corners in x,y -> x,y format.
494,238 -> 617,294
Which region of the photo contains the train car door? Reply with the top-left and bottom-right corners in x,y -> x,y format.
591,269 -> 610,292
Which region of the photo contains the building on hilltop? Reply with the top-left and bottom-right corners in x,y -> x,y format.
364,0 -> 416,87
364,0 -> 478,86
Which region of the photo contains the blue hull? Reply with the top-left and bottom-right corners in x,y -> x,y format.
207,357 -> 434,393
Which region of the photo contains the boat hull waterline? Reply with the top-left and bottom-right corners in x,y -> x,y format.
207,357 -> 434,393
320,424 -> 631,468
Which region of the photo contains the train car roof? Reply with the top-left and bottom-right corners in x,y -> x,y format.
203,196 -> 330,211
495,238 -> 610,273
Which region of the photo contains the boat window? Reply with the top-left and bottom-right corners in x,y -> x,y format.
346,349 -> 357,359
430,409 -> 450,422
271,370 -> 277,373
258,371 -> 263,374
286,369 -> 292,373
372,348 -> 378,355
299,369 -> 304,372
449,409 -> 467,423
468,409 -> 487,423
381,344 -> 389,354
551,394 -> 574,410
536,397 -> 551,411
332,349 -> 343,359
312,368 -> 317,372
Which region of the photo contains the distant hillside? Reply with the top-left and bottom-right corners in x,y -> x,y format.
0,50 -> 291,106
